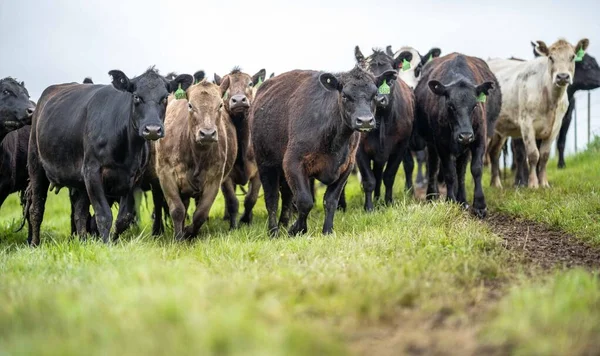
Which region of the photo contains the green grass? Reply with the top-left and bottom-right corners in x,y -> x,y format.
483,136 -> 600,245
0,140 -> 599,355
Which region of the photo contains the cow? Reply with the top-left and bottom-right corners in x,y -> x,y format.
0,125 -> 30,211
415,53 -> 500,218
155,80 -> 236,240
487,38 -> 589,188
251,65 -> 397,236
0,78 -> 35,142
214,67 -> 266,227
352,46 -> 415,210
27,67 -> 193,246
386,46 -> 442,188
511,41 -> 600,183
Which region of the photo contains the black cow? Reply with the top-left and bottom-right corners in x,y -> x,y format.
27,67 -> 193,246
415,53 -> 500,218
352,46 -> 415,210
251,66 -> 396,236
0,78 -> 35,142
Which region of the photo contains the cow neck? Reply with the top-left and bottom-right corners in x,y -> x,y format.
229,111 -> 249,164
127,111 -> 148,160
328,104 -> 356,152
539,61 -> 568,107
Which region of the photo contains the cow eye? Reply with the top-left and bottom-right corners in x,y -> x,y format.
548,56 -> 554,62
570,55 -> 575,61
218,102 -> 223,110
448,103 -> 456,111
188,103 -> 193,111
2,90 -> 10,96
342,94 -> 349,101
161,97 -> 168,105
133,94 -> 142,104
248,81 -> 254,87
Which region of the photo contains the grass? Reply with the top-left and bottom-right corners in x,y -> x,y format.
0,139 -> 599,355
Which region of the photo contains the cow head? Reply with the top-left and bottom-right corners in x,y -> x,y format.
533,39 -> 589,87
386,46 -> 442,88
319,66 -> 397,132
109,67 -> 193,141
0,77 -> 35,132
354,46 -> 404,109
531,40 -> 600,91
185,81 -> 226,145
428,79 -> 494,145
214,67 -> 266,116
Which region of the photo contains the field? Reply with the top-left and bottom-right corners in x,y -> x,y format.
1,139 -> 599,355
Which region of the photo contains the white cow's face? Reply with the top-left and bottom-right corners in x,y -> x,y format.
535,39 -> 590,87
391,47 -> 442,89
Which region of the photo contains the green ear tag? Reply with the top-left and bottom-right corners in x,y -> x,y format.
428,54 -> 433,63
174,83 -> 186,100
402,58 -> 411,71
378,80 -> 391,95
255,76 -> 264,90
223,90 -> 229,100
477,92 -> 487,103
575,48 -> 585,62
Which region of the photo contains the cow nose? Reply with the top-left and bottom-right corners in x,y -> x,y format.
355,116 -> 376,131
457,132 -> 474,144
556,73 -> 571,83
142,125 -> 163,141
229,95 -> 249,110
376,95 -> 388,107
26,108 -> 34,117
199,128 -> 217,141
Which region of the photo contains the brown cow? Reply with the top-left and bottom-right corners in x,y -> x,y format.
251,66 -> 397,236
155,81 -> 237,240
214,67 -> 266,227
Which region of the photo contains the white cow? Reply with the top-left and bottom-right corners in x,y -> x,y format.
487,38 -> 589,188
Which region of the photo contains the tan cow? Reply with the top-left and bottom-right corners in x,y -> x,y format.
155,81 -> 237,240
487,38 -> 589,188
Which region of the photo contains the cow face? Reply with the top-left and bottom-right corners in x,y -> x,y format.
355,46 -> 403,109
386,46 -> 442,89
428,79 -> 494,145
109,68 -> 193,141
215,68 -> 266,116
0,77 -> 35,131
319,66 -> 397,132
185,82 -> 224,145
534,39 -> 589,87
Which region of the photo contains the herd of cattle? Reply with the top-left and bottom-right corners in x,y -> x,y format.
1,37 -> 598,246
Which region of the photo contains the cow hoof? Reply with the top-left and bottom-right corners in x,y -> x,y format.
472,207 -> 487,219
541,182 -> 551,189
364,204 -> 374,212
240,214 -> 253,225
491,178 -> 503,189
558,161 -> 566,169
288,223 -> 307,236
268,226 -> 280,238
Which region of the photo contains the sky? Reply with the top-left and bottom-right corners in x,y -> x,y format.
1,0 -> 599,151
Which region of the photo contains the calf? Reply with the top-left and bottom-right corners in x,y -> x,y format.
0,78 -> 35,142
353,47 -> 415,210
0,125 -> 30,211
487,38 -> 588,188
415,53 -> 500,218
214,67 -> 266,227
155,80 -> 236,240
251,66 -> 397,236
27,67 -> 193,246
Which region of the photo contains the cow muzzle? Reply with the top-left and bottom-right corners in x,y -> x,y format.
456,131 -> 474,145
142,125 -> 164,141
554,73 -> 571,87
197,128 -> 218,143
229,94 -> 249,113
354,115 -> 376,132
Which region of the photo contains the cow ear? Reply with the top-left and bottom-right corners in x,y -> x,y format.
83,77 -> 94,84
193,70 -> 205,84
476,81 -> 494,96
319,73 -> 341,92
20,81 -> 25,87
428,80 -> 447,96
386,45 -> 394,57
169,74 -> 193,93
269,72 -> 275,79
421,48 -> 441,65
576,38 -> 590,52
109,70 -> 133,92
355,46 -> 367,68
375,70 -> 398,88
252,69 -> 266,85
220,75 -> 231,98
395,51 -> 413,69
533,41 -> 549,57
214,73 -> 222,86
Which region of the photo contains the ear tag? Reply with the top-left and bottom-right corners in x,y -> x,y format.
428,54 -> 433,63
378,80 -> 391,95
402,58 -> 411,71
477,92 -> 487,103
174,83 -> 186,100
223,90 -> 229,100
575,48 -> 585,62
255,76 -> 264,90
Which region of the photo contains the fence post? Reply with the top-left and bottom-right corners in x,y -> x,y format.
574,102 -> 577,152
588,91 -> 591,144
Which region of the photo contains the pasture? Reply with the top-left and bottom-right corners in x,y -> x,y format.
1,138 -> 599,356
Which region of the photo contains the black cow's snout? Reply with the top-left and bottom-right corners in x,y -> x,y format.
199,128 -> 218,142
229,94 -> 249,112
457,131 -> 474,145
142,125 -> 164,141
355,116 -> 376,132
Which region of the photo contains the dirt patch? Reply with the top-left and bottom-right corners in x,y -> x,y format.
487,213 -> 600,270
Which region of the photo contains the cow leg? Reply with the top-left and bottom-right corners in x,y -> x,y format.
416,149 -> 427,186
537,138 -> 555,188
221,178 -> 239,230
471,142 -> 487,218
322,168 -> 352,234
151,181 -> 166,236
114,192 -> 136,239
557,99 -> 574,169
71,188 -> 91,239
259,166 -> 280,236
279,179 -> 293,228
521,124 -> 540,188
373,161 -> 384,202
512,138 -> 528,187
455,152 -> 469,208
27,147 -> 50,247
286,162 -> 313,236
426,143 -> 440,200
383,146 -> 407,204
356,149 -> 376,212
402,149 -> 414,193
184,182 -> 220,239
240,174 -> 261,225
488,132 -> 506,188
83,167 -> 113,243
439,152 -> 458,203
158,173 -> 186,240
